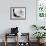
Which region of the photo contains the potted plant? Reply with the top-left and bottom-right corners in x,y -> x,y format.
33,32 -> 46,43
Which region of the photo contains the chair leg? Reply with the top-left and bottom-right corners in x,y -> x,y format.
4,41 -> 7,46
4,33 -> 7,46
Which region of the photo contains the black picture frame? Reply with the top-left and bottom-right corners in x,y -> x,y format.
10,7 -> 26,20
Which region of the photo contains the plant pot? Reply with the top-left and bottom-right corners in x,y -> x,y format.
40,38 -> 45,43
37,39 -> 40,43
37,39 -> 45,44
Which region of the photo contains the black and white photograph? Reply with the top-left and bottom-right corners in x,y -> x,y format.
10,7 -> 26,20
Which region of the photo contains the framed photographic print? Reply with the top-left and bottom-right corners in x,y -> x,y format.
37,0 -> 46,20
10,7 -> 26,20
36,0 -> 46,26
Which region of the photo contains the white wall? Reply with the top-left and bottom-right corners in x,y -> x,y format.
0,0 -> 37,42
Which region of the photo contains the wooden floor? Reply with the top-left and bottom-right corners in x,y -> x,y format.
0,42 -> 46,46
